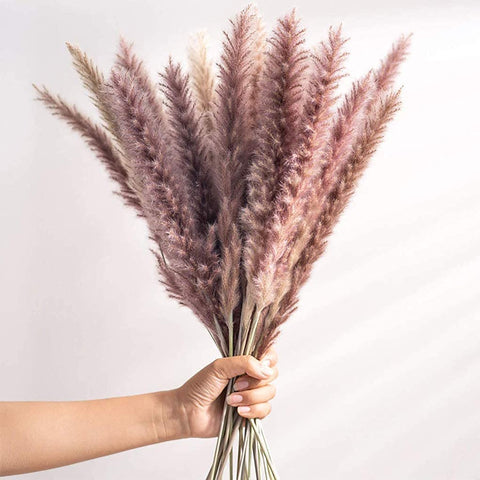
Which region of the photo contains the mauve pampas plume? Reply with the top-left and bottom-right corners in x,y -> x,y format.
34,6 -> 410,478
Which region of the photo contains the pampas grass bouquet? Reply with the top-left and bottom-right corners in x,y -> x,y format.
34,4 -> 409,478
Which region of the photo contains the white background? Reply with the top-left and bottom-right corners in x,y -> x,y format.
1,0 -> 479,478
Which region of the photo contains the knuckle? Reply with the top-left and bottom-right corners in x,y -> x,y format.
212,358 -> 225,374
242,390 -> 254,404
257,403 -> 271,419
245,355 -> 256,366
243,355 -> 257,372
256,387 -> 270,402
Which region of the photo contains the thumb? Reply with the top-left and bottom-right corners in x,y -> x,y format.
210,355 -> 273,383
179,355 -> 275,410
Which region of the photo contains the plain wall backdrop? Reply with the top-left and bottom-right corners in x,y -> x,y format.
1,0 -> 479,478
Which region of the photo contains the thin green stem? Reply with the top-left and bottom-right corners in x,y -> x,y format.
236,420 -> 249,479
242,305 -> 263,356
253,435 -> 261,480
227,311 -> 234,357
207,328 -> 225,357
236,418 -> 243,476
249,420 -> 279,479
246,421 -> 253,478
262,449 -> 269,479
208,297 -> 278,479
215,415 -> 242,478
207,378 -> 235,479
257,420 -> 274,466
213,315 -> 228,357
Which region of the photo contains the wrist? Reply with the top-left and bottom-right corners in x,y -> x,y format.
151,389 -> 191,442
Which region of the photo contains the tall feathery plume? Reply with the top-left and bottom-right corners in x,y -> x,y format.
302,35 -> 411,265
252,27 -> 347,329
212,5 -> 258,339
187,30 -> 217,133
296,34 -> 412,250
32,85 -> 142,214
66,43 -> 120,141
283,74 -> 373,264
261,88 -> 403,355
248,6 -> 267,130
107,41 -> 186,242
206,9 -> 264,477
65,43 -> 145,202
249,27 -> 347,350
160,58 -> 222,327
112,38 -> 204,249
267,73 -> 373,294
160,58 -> 219,229
317,89 -> 403,264
260,36 -> 410,354
374,34 -> 412,92
242,9 -> 310,312
106,43 -> 216,333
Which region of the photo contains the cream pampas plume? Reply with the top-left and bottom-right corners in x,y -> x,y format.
34,6 -> 410,478
187,30 -> 217,133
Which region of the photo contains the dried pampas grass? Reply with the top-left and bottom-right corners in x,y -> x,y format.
34,5 -> 410,478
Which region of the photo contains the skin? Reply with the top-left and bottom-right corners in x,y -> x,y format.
0,348 -> 278,476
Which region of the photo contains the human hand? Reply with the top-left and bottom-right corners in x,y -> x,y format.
0,351 -> 278,475
173,348 -> 278,438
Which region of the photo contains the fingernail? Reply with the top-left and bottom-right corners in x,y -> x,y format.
238,406 -> 251,414
233,380 -> 249,391
260,365 -> 273,378
227,394 -> 243,405
261,358 -> 271,367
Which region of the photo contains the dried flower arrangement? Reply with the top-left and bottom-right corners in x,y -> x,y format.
33,5 -> 410,479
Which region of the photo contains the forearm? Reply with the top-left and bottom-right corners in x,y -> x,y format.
0,390 -> 187,476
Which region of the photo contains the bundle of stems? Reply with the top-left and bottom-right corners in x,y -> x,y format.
34,5 -> 409,478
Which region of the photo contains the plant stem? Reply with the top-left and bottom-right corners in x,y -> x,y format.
242,305 -> 263,356
207,378 -> 234,479
246,420 -> 253,478
213,315 -> 228,357
207,301 -> 278,479
249,420 -> 279,479
236,420 -> 248,479
215,415 -> 242,478
253,435 -> 261,479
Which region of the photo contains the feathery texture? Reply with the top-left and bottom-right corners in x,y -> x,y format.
248,6 -> 268,130
106,42 -> 219,331
212,5 -> 259,324
36,10 -> 409,477
241,9 -> 310,305
260,36 -> 410,352
374,34 -> 412,92
251,26 -> 348,311
66,43 -> 118,139
187,30 -> 216,132
33,85 -> 142,214
279,74 -> 374,272
161,59 -> 219,228
36,7 -> 409,368
66,42 -> 143,197
261,89 -> 403,355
